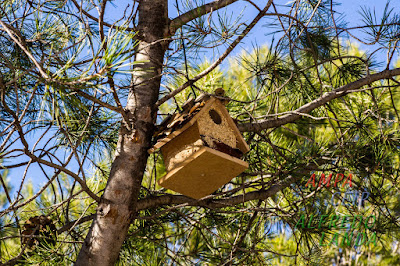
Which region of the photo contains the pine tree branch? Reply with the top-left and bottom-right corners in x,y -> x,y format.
70,0 -> 136,32
237,68 -> 400,132
169,0 -> 240,35
157,0 -> 273,106
1,79 -> 100,202
0,20 -> 50,79
136,173 -> 298,211
57,214 -> 96,234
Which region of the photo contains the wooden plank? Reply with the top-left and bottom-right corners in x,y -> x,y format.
213,100 -> 250,153
161,123 -> 201,171
158,147 -> 248,199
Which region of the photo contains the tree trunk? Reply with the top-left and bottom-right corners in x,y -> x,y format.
75,1 -> 168,265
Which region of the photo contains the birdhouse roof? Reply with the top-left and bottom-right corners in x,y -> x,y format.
150,96 -> 249,154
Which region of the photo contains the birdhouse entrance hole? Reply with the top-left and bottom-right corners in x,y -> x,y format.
209,109 -> 222,124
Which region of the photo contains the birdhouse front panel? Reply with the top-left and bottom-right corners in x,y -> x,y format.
196,105 -> 237,149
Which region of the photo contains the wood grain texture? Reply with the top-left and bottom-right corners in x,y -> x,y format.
158,147 -> 248,199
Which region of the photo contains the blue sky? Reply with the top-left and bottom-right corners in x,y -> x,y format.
103,0 -> 392,62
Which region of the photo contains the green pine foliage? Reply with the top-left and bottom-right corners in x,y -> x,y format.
1,0 -> 400,264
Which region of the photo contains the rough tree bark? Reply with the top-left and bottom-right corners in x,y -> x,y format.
75,0 -> 169,264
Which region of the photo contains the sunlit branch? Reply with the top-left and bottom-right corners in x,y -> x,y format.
169,0 -> 240,35
237,68 -> 400,132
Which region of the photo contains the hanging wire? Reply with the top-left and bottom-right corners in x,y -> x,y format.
175,0 -> 197,99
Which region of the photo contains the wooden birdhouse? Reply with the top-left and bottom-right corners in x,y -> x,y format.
151,90 -> 249,199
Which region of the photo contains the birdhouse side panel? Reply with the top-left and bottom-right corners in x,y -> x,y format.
197,106 -> 236,149
161,123 -> 203,171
